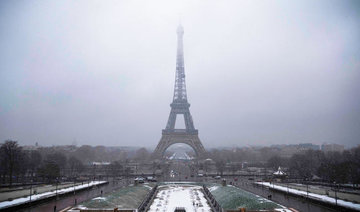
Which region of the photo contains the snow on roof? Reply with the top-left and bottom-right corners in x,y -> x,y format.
273,166 -> 286,176
92,162 -> 110,165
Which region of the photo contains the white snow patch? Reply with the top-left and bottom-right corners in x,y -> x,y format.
92,197 -> 106,200
161,182 -> 198,185
208,186 -> 219,192
256,182 -> 360,211
143,184 -> 153,190
0,181 -> 107,210
274,209 -> 294,212
148,184 -> 212,212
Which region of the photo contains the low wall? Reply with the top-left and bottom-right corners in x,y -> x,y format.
275,183 -> 360,203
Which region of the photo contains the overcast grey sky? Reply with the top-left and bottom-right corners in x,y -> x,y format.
0,0 -> 359,148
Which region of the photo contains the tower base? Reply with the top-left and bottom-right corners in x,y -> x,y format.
152,132 -> 206,159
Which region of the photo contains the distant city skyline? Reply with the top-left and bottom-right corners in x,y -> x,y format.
1,0 -> 359,148
20,141 -> 352,150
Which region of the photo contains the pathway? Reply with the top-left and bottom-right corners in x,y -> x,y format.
148,184 -> 211,212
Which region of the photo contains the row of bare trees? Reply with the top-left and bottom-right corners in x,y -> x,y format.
0,140 -> 85,186
3,139 -> 358,185
205,146 -> 360,185
0,141 -> 154,186
267,147 -> 360,184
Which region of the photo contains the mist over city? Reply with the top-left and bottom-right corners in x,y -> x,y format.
0,1 -> 360,212
1,0 -> 359,148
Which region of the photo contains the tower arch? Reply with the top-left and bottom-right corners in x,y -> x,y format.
153,134 -> 206,158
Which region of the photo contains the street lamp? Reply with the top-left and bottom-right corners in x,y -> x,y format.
287,181 -> 289,194
29,179 -> 33,208
73,178 -> 76,195
55,178 -> 58,198
55,178 -> 59,212
306,178 -> 309,198
334,181 -> 338,206
73,178 -> 77,205
93,164 -> 96,182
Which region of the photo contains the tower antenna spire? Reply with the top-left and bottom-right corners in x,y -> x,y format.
174,23 -> 186,102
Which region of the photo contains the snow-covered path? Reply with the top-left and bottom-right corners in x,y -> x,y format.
0,181 -> 107,210
148,184 -> 211,212
256,182 -> 360,211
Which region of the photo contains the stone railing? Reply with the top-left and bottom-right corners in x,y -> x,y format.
202,185 -> 223,212
138,185 -> 158,212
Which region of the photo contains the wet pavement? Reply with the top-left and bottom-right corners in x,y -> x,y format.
14,178 -> 131,212
0,182 -> 85,202
228,178 -> 340,212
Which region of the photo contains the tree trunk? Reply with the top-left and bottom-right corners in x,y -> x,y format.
9,166 -> 13,187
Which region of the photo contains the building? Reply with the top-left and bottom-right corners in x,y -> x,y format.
298,143 -> 320,150
321,143 -> 344,153
272,143 -> 320,158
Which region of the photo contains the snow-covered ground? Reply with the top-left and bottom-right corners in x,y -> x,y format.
148,184 -> 211,212
169,152 -> 193,160
0,181 -> 107,210
256,182 -> 360,211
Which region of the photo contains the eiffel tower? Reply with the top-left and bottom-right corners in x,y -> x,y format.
153,25 -> 206,159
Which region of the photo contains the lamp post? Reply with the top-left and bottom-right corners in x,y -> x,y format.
306,178 -> 309,198
334,181 -> 338,206
55,178 -> 58,198
73,178 -> 76,195
29,179 -> 33,210
73,178 -> 76,205
287,181 -> 289,194
55,178 -> 58,212
93,164 -> 96,182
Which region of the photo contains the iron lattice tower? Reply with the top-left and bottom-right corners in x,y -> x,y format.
153,25 -> 206,158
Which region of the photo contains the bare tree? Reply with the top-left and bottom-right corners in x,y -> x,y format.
41,152 -> 67,180
110,161 -> 123,178
134,148 -> 150,161
37,162 -> 60,183
28,150 -> 42,179
68,156 -> 84,177
215,160 -> 225,176
267,155 -> 286,169
0,140 -> 23,186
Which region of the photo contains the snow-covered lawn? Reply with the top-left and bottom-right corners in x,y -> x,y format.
256,182 -> 360,211
0,181 -> 107,210
148,184 -> 211,212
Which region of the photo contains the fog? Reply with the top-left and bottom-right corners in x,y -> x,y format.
0,0 -> 359,148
